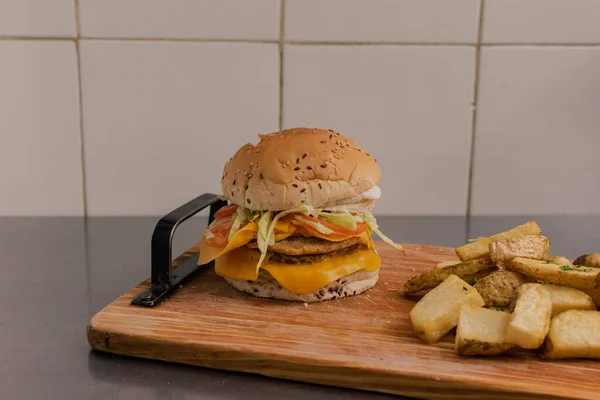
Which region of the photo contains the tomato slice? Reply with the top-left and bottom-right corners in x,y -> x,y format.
294,214 -> 366,236
214,204 -> 238,219
205,208 -> 235,247
205,232 -> 228,248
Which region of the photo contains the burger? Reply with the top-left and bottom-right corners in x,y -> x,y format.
198,127 -> 402,302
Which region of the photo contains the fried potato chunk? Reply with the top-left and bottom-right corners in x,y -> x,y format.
404,257 -> 496,295
510,257 -> 600,290
456,306 -> 514,356
489,235 -> 549,269
455,221 -> 542,262
474,270 -> 531,307
544,285 -> 596,317
505,283 -> 552,349
410,275 -> 485,344
543,310 -> 600,359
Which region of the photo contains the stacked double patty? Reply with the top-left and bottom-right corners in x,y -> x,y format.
247,236 -> 366,264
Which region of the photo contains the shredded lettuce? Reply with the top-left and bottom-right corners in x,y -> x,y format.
255,211 -> 273,269
361,211 -> 404,251
228,208 -> 259,241
318,212 -> 358,231
294,215 -> 334,235
228,209 -> 246,241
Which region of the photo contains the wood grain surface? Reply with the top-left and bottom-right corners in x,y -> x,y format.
87,242 -> 600,400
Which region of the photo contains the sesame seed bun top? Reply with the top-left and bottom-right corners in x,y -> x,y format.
221,127 -> 381,211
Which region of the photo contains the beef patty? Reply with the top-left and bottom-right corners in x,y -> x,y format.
269,244 -> 368,264
247,236 -> 361,256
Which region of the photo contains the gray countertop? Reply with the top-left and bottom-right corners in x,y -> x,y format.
2,215 -> 599,399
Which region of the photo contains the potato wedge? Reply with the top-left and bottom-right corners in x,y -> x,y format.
505,283 -> 552,349
435,260 -> 460,269
489,235 -> 550,269
547,256 -> 573,266
544,285 -> 596,316
582,288 -> 600,307
474,270 -> 531,307
456,305 -> 514,356
455,221 -> 542,262
574,253 -> 600,269
543,310 -> 600,359
510,257 -> 600,289
410,275 -> 485,344
404,257 -> 496,295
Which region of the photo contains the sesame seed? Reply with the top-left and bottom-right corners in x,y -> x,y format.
302,153 -> 307,159
232,179 -> 236,185
296,157 -> 300,164
294,167 -> 300,171
292,184 -> 298,188
231,190 -> 234,196
247,198 -> 251,204
259,173 -> 263,179
320,164 -> 327,168
301,200 -> 305,204
300,188 -> 306,193
250,162 -> 254,166
247,173 -> 253,178
328,129 -> 334,132
329,134 -> 333,139
245,184 -> 249,190
358,148 -> 362,152
318,183 -> 322,189
366,153 -> 370,156
320,140 -> 327,144
237,169 -> 240,173
307,166 -> 312,170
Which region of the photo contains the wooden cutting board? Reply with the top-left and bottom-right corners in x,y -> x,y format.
87,242 -> 600,400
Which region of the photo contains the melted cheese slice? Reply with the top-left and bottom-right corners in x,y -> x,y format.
215,246 -> 381,294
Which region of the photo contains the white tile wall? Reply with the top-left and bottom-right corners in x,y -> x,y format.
79,0 -> 280,40
483,0 -> 600,44
79,41 -> 279,216
0,41 -> 83,216
2,0 -> 600,216
283,45 -> 475,216
472,47 -> 600,215
286,0 -> 480,44
0,0 -> 76,37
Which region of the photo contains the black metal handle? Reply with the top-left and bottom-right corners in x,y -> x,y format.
131,193 -> 227,307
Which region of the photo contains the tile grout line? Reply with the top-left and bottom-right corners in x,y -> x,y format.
278,0 -> 285,131
80,37 -> 279,44
466,0 -> 486,225
74,0 -> 88,217
1,35 -> 600,47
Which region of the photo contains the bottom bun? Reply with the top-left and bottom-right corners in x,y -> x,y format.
224,269 -> 379,302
